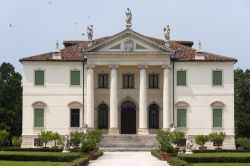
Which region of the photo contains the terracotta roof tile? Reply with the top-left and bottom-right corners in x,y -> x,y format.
20,34 -> 237,62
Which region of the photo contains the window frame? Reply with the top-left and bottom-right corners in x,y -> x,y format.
148,74 -> 159,89
98,73 -> 109,89
34,69 -> 45,86
123,74 -> 134,89
176,70 -> 187,86
177,108 -> 187,128
70,70 -> 81,86
34,108 -> 45,128
70,109 -> 80,127
212,69 -> 223,86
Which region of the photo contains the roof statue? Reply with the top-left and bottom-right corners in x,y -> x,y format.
126,8 -> 132,29
87,25 -> 93,41
164,25 -> 170,41
197,40 -> 203,53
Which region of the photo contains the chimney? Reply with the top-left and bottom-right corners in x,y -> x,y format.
52,40 -> 62,60
195,40 -> 205,60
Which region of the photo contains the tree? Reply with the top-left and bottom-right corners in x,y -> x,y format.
70,130 -> 84,147
208,132 -> 226,149
235,69 -> 250,138
195,135 -> 209,148
0,130 -> 9,147
38,130 -> 53,147
0,63 -> 22,144
51,132 -> 61,147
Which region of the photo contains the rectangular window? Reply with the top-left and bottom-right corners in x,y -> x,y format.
177,109 -> 186,127
213,109 -> 222,127
34,108 -> 44,127
34,138 -> 42,147
70,109 -> 80,127
35,70 -> 44,85
71,71 -> 80,85
99,74 -> 109,88
149,74 -> 158,88
213,70 -> 222,85
177,71 -> 186,86
123,74 -> 134,88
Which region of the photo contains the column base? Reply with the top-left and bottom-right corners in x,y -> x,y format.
108,128 -> 119,135
138,128 -> 149,135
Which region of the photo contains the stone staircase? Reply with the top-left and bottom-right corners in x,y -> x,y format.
99,134 -> 159,151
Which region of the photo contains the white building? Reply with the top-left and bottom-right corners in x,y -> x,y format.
20,22 -> 237,149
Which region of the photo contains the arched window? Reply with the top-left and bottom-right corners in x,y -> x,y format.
98,104 -> 108,129
175,101 -> 189,128
210,101 -> 225,128
149,104 -> 159,129
32,101 -> 47,128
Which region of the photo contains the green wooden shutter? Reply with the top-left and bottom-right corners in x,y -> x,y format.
213,109 -> 222,127
35,71 -> 44,85
177,109 -> 186,127
213,71 -> 222,85
71,71 -> 80,85
177,71 -> 186,86
35,109 -> 44,127
98,107 -> 108,129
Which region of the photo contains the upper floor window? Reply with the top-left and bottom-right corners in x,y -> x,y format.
149,74 -> 158,89
177,70 -> 186,86
123,74 -> 134,88
71,70 -> 80,85
213,70 -> 222,86
35,70 -> 44,85
99,74 -> 109,88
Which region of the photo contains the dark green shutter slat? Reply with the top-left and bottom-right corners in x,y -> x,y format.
35,109 -> 44,127
177,71 -> 186,86
71,71 -> 80,85
213,109 -> 222,127
177,109 -> 186,127
213,71 -> 222,85
35,71 -> 44,85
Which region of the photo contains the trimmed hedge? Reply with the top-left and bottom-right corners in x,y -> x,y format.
151,150 -> 161,159
0,152 -> 80,162
70,157 -> 89,166
168,157 -> 192,166
193,149 -> 250,153
178,156 -> 250,163
1,147 -> 63,152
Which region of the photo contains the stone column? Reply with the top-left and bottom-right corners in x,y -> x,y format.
86,64 -> 95,128
138,65 -> 148,134
109,65 -> 119,134
162,65 -> 171,130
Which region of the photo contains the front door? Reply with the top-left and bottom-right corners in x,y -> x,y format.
121,100 -> 136,134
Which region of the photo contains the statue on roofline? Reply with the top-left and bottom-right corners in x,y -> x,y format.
87,25 -> 93,41
126,8 -> 132,29
164,25 -> 170,41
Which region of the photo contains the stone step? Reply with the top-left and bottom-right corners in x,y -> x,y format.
99,134 -> 159,151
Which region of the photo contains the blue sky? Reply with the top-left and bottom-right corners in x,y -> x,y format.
0,0 -> 249,72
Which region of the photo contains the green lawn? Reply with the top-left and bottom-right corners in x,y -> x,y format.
0,160 -> 69,166
193,164 -> 250,166
178,152 -> 250,157
0,151 -> 79,156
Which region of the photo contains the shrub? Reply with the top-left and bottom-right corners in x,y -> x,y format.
168,157 -> 191,166
70,130 -> 84,147
208,132 -> 226,149
11,136 -> 22,147
0,130 -> 9,147
70,157 -> 89,166
1,147 -> 63,152
80,129 -> 103,153
151,150 -> 161,159
38,130 -> 54,147
171,131 -> 186,148
156,130 -> 175,153
195,135 -> 209,148
236,137 -> 250,148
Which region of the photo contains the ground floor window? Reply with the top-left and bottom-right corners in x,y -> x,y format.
34,138 -> 42,147
34,108 -> 44,127
213,108 -> 222,127
70,109 -> 80,127
149,104 -> 159,129
177,109 -> 186,127
98,104 -> 108,129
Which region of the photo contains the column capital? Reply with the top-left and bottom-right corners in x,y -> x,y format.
109,65 -> 119,69
86,64 -> 95,69
162,64 -> 172,69
138,65 -> 148,69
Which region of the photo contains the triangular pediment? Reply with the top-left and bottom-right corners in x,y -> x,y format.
85,29 -> 171,53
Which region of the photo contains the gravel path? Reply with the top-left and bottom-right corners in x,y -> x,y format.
88,151 -> 170,166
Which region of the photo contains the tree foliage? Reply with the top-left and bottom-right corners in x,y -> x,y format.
0,129 -> 9,147
0,63 -> 22,143
38,130 -> 54,147
235,68 -> 250,138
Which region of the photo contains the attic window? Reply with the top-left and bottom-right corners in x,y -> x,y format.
110,44 -> 121,49
136,43 -> 147,49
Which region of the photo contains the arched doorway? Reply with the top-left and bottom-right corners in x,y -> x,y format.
121,100 -> 136,134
